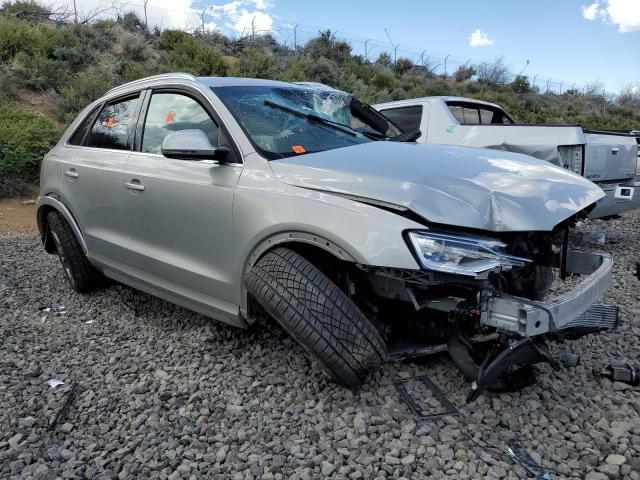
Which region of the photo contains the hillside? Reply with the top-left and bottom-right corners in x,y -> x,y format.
1,1 -> 639,197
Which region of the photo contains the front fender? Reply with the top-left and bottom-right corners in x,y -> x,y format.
234,183 -> 424,314
36,195 -> 87,255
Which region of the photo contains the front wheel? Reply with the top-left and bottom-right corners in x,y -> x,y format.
245,247 -> 386,388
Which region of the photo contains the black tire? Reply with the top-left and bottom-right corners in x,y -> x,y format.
245,247 -> 386,388
47,211 -> 103,293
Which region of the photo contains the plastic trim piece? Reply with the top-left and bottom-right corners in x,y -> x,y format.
36,196 -> 87,255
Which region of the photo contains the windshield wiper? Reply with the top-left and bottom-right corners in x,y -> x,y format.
264,100 -> 357,137
390,128 -> 421,143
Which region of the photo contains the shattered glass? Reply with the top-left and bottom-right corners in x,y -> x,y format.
213,86 -> 373,159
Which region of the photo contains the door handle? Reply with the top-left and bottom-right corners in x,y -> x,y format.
64,169 -> 79,179
125,181 -> 145,191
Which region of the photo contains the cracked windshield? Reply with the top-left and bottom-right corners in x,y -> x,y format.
214,86 -> 376,158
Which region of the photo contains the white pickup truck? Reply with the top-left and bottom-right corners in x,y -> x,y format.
374,96 -> 640,218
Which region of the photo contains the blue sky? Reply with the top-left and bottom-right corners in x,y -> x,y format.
267,0 -> 639,92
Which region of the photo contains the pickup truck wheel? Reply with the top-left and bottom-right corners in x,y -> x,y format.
47,211 -> 103,293
245,247 -> 386,388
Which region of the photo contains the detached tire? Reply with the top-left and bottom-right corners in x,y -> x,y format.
47,211 -> 103,293
245,247 -> 386,388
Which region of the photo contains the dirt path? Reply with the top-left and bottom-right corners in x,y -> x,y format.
0,197 -> 38,235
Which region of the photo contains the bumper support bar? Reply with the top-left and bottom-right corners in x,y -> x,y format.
481,250 -> 614,337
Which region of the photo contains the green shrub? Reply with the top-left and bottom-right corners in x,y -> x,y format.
238,46 -> 275,79
511,74 -> 531,93
14,52 -> 69,90
306,57 -> 338,86
121,62 -> 147,82
371,68 -> 396,91
0,95 -> 59,185
157,29 -> 227,76
277,57 -> 308,82
60,71 -> 112,117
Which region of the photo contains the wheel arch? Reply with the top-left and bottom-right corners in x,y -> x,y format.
36,196 -> 87,255
239,231 -> 358,318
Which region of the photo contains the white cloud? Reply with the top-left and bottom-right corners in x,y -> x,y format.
468,29 -> 495,47
581,2 -> 600,20
227,9 -> 274,35
580,0 -> 640,32
211,0 -> 274,35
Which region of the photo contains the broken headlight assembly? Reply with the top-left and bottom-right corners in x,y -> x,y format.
407,231 -> 531,278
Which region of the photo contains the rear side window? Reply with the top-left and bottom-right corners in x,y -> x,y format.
68,106 -> 99,145
86,95 -> 140,150
379,105 -> 423,132
141,92 -> 218,155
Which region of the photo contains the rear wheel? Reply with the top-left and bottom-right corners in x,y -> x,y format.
245,247 -> 386,388
47,211 -> 103,293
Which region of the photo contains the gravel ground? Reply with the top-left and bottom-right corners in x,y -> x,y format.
1,213 -> 640,480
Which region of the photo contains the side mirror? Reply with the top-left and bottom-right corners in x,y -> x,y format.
161,130 -> 230,162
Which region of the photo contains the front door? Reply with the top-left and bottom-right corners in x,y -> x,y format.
61,94 -> 141,267
123,90 -> 242,317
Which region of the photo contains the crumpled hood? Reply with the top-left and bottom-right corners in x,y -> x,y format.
270,142 -> 605,232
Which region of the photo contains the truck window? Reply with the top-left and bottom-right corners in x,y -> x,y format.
447,102 -> 514,125
379,105 -> 423,132
463,107 -> 480,124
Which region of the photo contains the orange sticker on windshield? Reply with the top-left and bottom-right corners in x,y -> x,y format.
106,117 -> 115,127
165,111 -> 175,123
291,145 -> 306,154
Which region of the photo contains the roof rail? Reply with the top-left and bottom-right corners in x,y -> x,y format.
104,72 -> 197,96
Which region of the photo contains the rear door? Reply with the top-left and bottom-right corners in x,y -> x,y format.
584,132 -> 638,182
61,93 -> 142,266
122,87 -> 242,316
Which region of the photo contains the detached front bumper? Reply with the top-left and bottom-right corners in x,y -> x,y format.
481,250 -> 615,337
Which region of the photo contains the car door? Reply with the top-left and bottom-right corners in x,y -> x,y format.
61,93 -> 142,266
122,88 -> 242,316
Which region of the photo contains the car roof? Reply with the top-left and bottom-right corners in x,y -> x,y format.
375,96 -> 503,110
104,73 -> 313,99
197,76 -> 306,88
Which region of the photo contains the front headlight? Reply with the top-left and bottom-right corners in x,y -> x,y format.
407,231 -> 531,278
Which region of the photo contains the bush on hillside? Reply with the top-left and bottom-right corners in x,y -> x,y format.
0,95 -> 59,190
157,29 -> 228,76
453,64 -> 475,82
238,46 -> 275,79
60,71 -> 112,118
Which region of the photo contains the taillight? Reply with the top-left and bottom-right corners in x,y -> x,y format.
558,145 -> 584,175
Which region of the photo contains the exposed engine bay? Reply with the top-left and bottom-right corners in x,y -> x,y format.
344,215 -> 617,400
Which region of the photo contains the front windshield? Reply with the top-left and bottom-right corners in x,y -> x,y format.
213,85 -> 379,159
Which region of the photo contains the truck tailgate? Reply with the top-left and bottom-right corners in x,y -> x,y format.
584,131 -> 638,182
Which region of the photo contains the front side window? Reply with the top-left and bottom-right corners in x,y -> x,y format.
142,93 -> 218,154
213,86 -> 378,159
86,96 -> 140,150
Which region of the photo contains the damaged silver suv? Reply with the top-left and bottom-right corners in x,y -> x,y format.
37,74 -> 616,397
